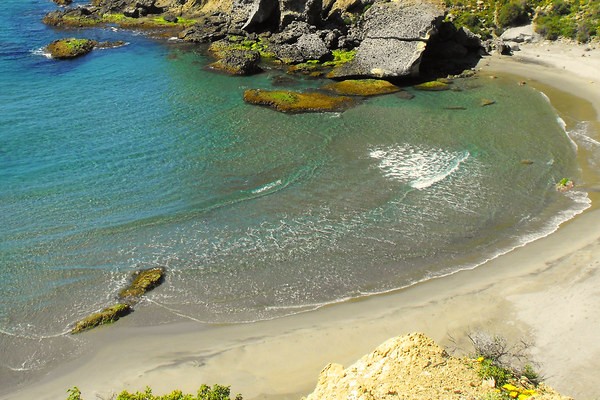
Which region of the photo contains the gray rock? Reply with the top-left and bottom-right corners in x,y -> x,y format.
495,40 -> 512,55
279,0 -> 323,28
330,0 -> 444,78
178,15 -> 229,42
500,24 -> 540,43
507,41 -> 520,51
241,0 -> 279,31
270,21 -> 314,44
123,6 -> 140,17
296,33 -> 330,60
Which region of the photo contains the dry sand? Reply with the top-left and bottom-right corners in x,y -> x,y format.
2,42 -> 599,400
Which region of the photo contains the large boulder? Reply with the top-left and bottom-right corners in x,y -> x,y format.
500,24 -> 540,43
46,38 -> 98,59
329,0 -> 444,79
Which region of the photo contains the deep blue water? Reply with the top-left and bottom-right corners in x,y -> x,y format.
0,0 -> 592,385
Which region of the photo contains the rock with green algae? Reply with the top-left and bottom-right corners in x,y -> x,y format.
71,303 -> 132,334
46,38 -> 97,59
413,80 -> 451,91
209,49 -> 262,76
243,89 -> 354,113
119,267 -> 166,302
322,79 -> 403,96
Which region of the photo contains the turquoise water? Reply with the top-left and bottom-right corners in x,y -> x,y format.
0,0 -> 594,387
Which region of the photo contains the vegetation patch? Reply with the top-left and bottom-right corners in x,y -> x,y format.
555,177 -> 574,192
216,37 -> 275,59
322,79 -> 402,96
243,89 -> 354,113
71,303 -> 132,334
445,0 -> 599,41
46,38 -> 97,59
67,384 -> 242,400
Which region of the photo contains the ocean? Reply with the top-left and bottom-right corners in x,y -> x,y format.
0,0 -> 596,390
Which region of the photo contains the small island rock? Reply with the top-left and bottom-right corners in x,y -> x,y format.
46,38 -> 98,59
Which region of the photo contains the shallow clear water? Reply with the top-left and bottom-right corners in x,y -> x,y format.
0,0 -> 596,386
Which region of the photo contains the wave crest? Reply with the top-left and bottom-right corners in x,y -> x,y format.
370,144 -> 470,189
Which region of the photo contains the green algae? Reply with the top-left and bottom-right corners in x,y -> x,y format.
413,80 -> 451,91
323,79 -> 402,96
243,89 -> 354,113
71,303 -> 132,334
45,12 -> 196,30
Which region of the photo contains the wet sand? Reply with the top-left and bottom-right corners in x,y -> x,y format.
2,43 -> 599,400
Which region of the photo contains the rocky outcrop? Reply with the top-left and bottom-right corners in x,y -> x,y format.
304,333 -> 572,400
71,303 -> 132,334
119,267 -> 166,303
46,38 -> 98,59
210,48 -> 262,75
329,0 -> 445,78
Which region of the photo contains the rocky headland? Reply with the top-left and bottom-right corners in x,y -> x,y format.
304,333 -> 572,400
42,0 -> 486,80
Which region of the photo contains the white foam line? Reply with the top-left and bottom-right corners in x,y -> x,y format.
0,328 -> 70,340
145,298 -> 206,323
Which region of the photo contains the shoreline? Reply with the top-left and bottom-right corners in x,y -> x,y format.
3,44 -> 600,400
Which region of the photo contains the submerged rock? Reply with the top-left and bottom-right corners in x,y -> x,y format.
243,89 -> 353,113
119,267 -> 166,302
323,79 -> 402,96
413,80 -> 450,91
46,38 -> 97,59
71,303 -> 132,334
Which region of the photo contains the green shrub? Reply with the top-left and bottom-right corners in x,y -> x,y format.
497,1 -> 530,27
522,364 -> 540,383
478,358 -> 513,386
66,385 -> 242,400
552,0 -> 571,15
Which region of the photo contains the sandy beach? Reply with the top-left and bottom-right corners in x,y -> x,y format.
2,41 -> 599,400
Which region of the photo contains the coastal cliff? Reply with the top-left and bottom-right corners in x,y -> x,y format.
43,0 -> 484,78
304,333 -> 571,400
